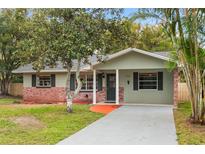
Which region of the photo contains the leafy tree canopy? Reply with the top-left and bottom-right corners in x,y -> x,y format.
19,8 -> 134,112
132,24 -> 174,51
20,9 -> 133,69
0,9 -> 28,95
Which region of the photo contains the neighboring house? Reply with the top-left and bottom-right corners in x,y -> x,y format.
13,48 -> 179,106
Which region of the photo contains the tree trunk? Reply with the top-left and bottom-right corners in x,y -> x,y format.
0,77 -> 11,96
65,66 -> 72,113
65,59 -> 82,113
200,72 -> 205,124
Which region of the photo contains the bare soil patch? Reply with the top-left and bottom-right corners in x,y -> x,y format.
186,119 -> 205,133
10,116 -> 46,129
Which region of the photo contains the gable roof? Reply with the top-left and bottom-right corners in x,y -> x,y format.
113,48 -> 170,61
13,48 -> 171,74
153,51 -> 170,58
91,48 -> 170,68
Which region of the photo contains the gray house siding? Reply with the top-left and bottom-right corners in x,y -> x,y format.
119,69 -> 173,104
93,51 -> 173,104
93,51 -> 167,70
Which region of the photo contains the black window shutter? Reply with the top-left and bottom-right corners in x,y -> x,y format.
51,74 -> 56,87
32,74 -> 36,87
97,74 -> 103,91
70,74 -> 76,90
133,72 -> 138,90
158,72 -> 163,90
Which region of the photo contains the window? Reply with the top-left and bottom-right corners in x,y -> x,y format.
80,74 -> 97,91
139,73 -> 157,89
36,75 -> 51,87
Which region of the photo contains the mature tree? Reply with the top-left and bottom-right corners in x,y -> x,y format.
119,20 -> 174,52
133,25 -> 174,51
21,8 -> 131,112
133,9 -> 205,124
104,20 -> 141,52
0,9 -> 27,95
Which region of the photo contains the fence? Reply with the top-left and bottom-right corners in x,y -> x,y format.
8,83 -> 23,97
178,82 -> 190,102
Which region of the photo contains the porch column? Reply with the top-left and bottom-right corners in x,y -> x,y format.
93,69 -> 96,104
116,69 -> 119,104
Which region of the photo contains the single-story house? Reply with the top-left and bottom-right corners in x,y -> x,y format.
13,48 -> 179,106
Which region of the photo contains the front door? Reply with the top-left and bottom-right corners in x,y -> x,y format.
106,74 -> 116,101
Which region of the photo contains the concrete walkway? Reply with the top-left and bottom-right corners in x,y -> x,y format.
58,105 -> 178,145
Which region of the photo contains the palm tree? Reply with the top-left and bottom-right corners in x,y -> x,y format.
132,8 -> 205,124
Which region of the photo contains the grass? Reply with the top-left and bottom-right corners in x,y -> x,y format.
174,102 -> 205,144
0,97 -> 21,104
0,104 -> 104,144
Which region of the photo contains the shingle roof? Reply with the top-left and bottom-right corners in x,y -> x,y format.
13,48 -> 169,74
12,54 -> 106,73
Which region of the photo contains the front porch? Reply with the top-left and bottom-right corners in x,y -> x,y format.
92,69 -> 122,105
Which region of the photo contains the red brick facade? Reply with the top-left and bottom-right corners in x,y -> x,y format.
23,87 -> 124,104
119,87 -> 124,103
23,87 -> 66,104
173,69 -> 179,107
72,87 -> 106,103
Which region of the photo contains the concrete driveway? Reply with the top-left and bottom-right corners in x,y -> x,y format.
58,105 -> 178,145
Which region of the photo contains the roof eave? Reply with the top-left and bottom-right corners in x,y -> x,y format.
12,66 -> 92,74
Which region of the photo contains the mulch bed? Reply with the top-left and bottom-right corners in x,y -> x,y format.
89,105 -> 122,114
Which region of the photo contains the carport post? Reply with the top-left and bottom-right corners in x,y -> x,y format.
93,69 -> 96,104
116,69 -> 119,104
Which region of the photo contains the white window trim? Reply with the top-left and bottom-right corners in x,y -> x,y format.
80,74 -> 98,91
36,75 -> 51,88
138,72 -> 158,90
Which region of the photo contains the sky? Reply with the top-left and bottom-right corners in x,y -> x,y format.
105,8 -> 155,25
122,8 -> 138,18
122,8 -> 156,26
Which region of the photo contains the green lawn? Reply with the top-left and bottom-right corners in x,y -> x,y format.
174,102 -> 205,144
0,97 -> 21,104
0,103 -> 103,144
